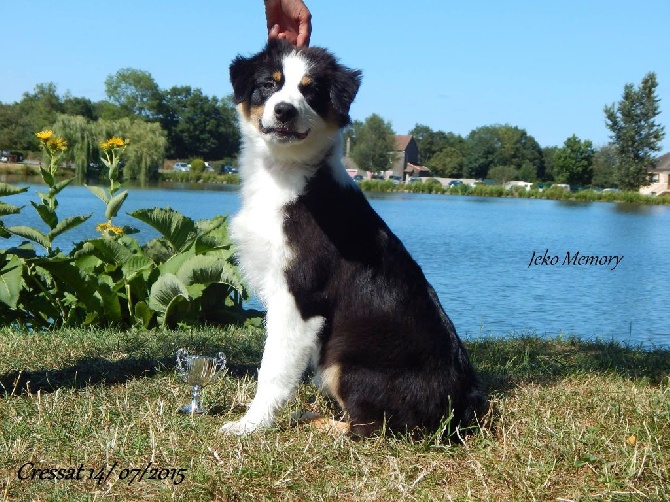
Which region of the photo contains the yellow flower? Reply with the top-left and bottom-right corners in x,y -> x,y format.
100,137 -> 129,151
47,137 -> 68,152
96,222 -> 124,236
35,130 -> 54,142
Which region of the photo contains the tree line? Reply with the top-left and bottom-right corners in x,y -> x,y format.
0,69 -> 239,182
347,72 -> 665,190
0,70 -> 664,190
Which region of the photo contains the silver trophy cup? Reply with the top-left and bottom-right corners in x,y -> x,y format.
176,349 -> 226,414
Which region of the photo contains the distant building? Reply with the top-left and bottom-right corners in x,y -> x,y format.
405,162 -> 431,178
639,152 -> 670,196
343,134 -> 422,179
390,135 -> 419,179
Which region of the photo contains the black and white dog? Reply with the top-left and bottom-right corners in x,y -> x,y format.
221,40 -> 485,437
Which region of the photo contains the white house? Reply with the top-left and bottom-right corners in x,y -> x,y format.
640,152 -> 670,196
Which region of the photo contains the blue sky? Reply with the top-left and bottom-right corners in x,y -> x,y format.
2,0 -> 669,152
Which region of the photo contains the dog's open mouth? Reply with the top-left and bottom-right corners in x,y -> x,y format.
259,120 -> 310,140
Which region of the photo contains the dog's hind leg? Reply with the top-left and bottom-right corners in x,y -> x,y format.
220,292 -> 324,435
290,410 -> 350,434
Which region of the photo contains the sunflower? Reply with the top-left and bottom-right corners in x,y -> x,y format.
96,222 -> 124,236
35,130 -> 54,142
47,137 -> 68,152
100,137 -> 129,151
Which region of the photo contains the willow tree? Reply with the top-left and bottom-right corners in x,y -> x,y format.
53,114 -> 96,182
96,118 -> 166,183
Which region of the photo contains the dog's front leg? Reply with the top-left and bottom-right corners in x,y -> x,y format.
220,294 -> 323,435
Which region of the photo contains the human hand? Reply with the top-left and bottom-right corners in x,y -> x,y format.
264,0 -> 312,47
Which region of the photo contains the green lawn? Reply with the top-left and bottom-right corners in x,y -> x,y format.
1,326 -> 668,501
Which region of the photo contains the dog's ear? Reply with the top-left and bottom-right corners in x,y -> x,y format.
229,54 -> 256,105
330,67 -> 362,127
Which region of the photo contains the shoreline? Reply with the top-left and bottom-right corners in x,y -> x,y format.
3,162 -> 670,206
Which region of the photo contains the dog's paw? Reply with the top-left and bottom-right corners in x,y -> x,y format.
219,418 -> 269,436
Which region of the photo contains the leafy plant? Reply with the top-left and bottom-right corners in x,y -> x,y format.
5,130 -> 91,255
0,131 -> 258,329
86,136 -> 134,237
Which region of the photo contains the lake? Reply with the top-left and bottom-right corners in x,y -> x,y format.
2,181 -> 669,348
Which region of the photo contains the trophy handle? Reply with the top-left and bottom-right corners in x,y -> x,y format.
215,352 -> 227,373
176,348 -> 188,374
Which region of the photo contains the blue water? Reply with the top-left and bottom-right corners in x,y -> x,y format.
2,183 -> 669,348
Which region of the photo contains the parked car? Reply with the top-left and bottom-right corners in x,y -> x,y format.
353,174 -> 364,182
388,175 -> 402,184
408,177 -> 421,183
173,162 -> 190,172
448,179 -> 463,188
223,165 -> 238,174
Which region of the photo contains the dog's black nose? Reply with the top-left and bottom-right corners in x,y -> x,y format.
274,102 -> 298,123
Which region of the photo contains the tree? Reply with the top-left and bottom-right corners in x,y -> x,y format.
552,134 -> 594,186
488,165 -> 519,185
426,147 -> 464,177
96,118 -> 167,181
591,145 -> 618,188
159,87 -> 239,159
542,146 -> 560,181
464,124 -> 543,180
604,72 -> 665,190
350,114 -> 395,172
105,68 -> 162,120
53,114 -> 97,182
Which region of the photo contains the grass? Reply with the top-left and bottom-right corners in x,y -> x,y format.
0,326 -> 668,501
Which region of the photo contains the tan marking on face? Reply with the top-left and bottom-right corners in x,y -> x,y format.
300,75 -> 313,87
272,70 -> 283,82
248,104 -> 265,131
237,102 -> 251,120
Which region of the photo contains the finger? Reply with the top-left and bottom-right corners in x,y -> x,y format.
268,23 -> 280,39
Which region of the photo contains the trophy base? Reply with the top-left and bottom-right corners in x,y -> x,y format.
178,404 -> 208,415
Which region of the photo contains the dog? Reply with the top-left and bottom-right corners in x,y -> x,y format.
221,39 -> 485,437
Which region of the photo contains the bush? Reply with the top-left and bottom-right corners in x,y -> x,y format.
189,158 -> 206,181
358,179 -> 398,192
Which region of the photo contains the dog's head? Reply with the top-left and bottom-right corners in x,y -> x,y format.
230,40 -> 361,148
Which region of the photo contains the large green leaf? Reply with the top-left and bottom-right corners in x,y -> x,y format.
87,238 -> 133,264
105,190 -> 128,220
40,167 -> 55,187
49,214 -> 92,240
0,202 -> 23,217
0,183 -> 29,197
130,207 -> 197,252
30,201 -> 58,229
121,254 -> 155,282
0,254 -> 25,308
134,301 -> 154,328
148,273 -> 189,312
176,254 -> 244,292
7,226 -> 50,250
161,294 -> 192,328
96,277 -> 122,323
50,178 -> 74,196
36,259 -> 102,314
85,185 -> 109,204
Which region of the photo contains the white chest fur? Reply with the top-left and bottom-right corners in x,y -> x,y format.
231,158 -> 309,305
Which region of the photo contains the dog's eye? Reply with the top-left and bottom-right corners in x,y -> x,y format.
261,79 -> 278,91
